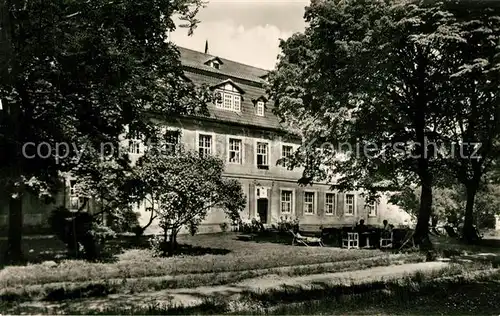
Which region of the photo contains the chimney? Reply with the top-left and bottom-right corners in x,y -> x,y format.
204,40 -> 209,54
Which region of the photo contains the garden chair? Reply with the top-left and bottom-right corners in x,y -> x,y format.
290,230 -> 324,247
380,231 -> 393,249
342,232 -> 359,249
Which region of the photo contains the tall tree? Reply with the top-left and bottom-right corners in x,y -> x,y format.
438,1 -> 500,243
0,0 -> 209,263
269,0 -> 454,248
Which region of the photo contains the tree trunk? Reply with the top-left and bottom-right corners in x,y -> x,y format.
167,228 -> 178,257
5,196 -> 23,263
430,215 -> 439,235
462,183 -> 478,244
414,177 -> 433,249
138,209 -> 156,235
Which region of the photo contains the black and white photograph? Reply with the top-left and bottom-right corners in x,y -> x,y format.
1,0 -> 500,314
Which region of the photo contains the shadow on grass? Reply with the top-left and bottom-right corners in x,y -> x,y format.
44,284 -> 117,302
0,236 -> 68,267
171,243 -> 232,256
237,232 -> 293,246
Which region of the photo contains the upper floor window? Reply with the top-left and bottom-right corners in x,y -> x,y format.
280,190 -> 293,214
304,192 -> 315,214
345,194 -> 355,216
228,138 -> 242,164
199,134 -> 212,157
165,130 -> 180,155
366,201 -> 377,217
256,142 -> 269,169
256,101 -> 265,116
280,145 -> 293,167
128,130 -> 143,154
325,193 -> 336,215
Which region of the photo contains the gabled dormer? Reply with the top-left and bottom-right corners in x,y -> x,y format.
253,95 -> 268,117
212,79 -> 245,112
205,57 -> 224,70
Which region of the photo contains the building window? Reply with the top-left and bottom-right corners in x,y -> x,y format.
165,130 -> 180,155
228,138 -> 242,164
256,142 -> 269,169
304,192 -> 315,214
69,180 -> 84,210
212,61 -> 220,69
367,201 -> 377,217
128,130 -> 143,154
215,90 -> 241,112
198,134 -> 212,157
345,194 -> 355,215
325,193 -> 336,215
281,145 -> 293,167
256,101 -> 265,116
280,190 -> 293,214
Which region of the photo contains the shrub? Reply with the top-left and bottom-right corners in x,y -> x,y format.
220,222 -> 229,233
149,235 -> 169,257
239,219 -> 260,234
48,206 -> 111,260
277,216 -> 299,233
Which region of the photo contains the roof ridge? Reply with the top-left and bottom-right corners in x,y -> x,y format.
176,46 -> 271,72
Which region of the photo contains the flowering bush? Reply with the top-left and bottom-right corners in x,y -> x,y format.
239,218 -> 263,234
277,215 -> 299,233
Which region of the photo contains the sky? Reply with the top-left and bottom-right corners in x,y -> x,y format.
170,0 -> 309,70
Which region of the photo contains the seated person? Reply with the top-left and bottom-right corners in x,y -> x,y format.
383,220 -> 391,230
382,219 -> 393,238
356,219 -> 368,232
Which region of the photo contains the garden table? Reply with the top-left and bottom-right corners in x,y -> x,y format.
361,232 -> 373,248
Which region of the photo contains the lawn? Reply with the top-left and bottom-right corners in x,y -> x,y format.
1,233 -> 390,287
4,232 -> 499,315
49,267 -> 500,315
0,232 -> 426,306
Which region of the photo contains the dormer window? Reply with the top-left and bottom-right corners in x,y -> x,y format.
256,101 -> 265,116
253,96 -> 267,117
212,80 -> 245,112
215,91 -> 240,111
205,57 -> 223,70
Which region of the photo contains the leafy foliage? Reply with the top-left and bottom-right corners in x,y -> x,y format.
268,0 -> 500,246
134,147 -> 246,256
0,0 -> 209,261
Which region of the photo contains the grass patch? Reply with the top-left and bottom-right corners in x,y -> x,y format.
0,233 -> 387,288
0,253 -> 425,303
41,267 -> 500,315
237,269 -> 500,315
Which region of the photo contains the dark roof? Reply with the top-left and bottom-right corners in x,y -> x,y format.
177,46 -> 289,132
178,47 -> 269,85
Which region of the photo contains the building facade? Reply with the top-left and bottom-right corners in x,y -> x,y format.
0,46 -> 412,236
132,47 -> 411,234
